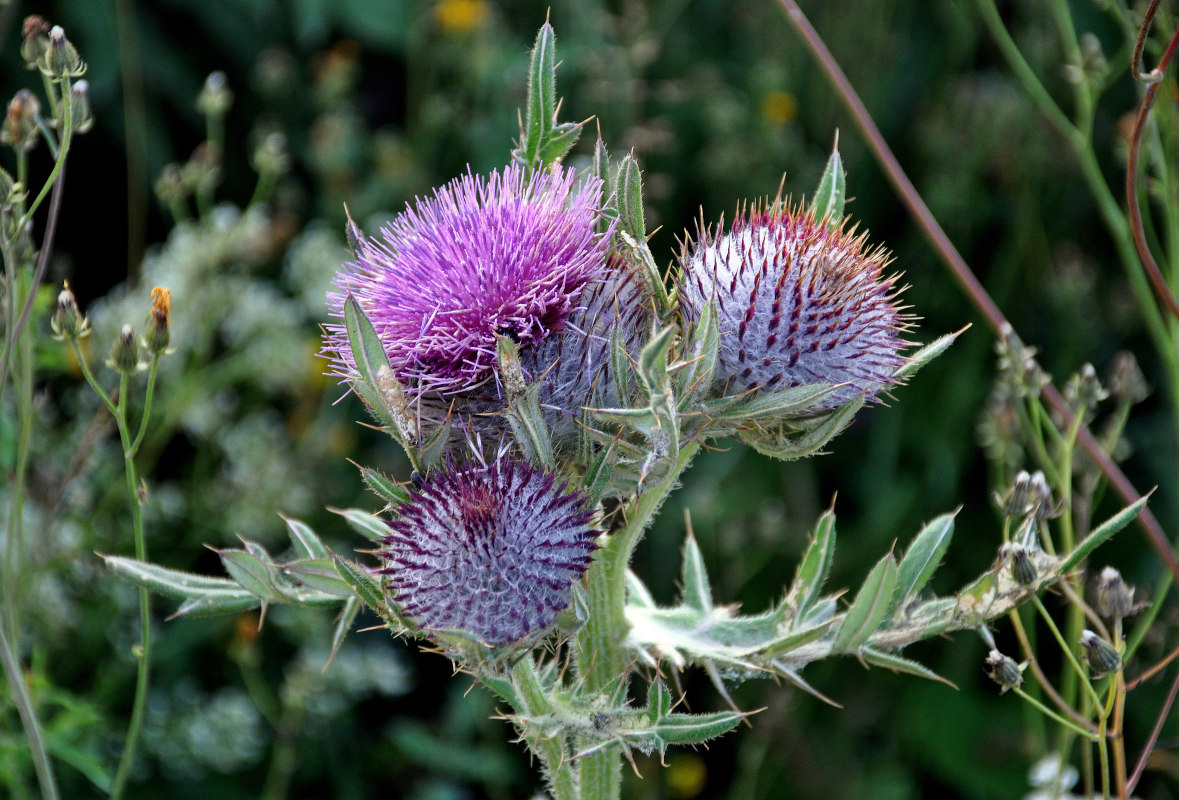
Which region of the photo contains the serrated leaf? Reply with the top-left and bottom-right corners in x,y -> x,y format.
812,137 -> 846,226
506,385 -> 555,469
832,553 -> 898,653
676,301 -> 718,402
358,465 -> 411,506
716,384 -> 843,423
614,153 -> 645,241
329,596 -> 361,663
618,230 -> 672,316
584,438 -> 616,507
680,532 -> 713,614
173,592 -> 260,618
646,680 -> 673,720
637,324 -> 676,399
785,508 -> 836,616
283,515 -> 331,561
331,507 -> 389,543
626,569 -> 657,609
861,646 -> 956,688
757,620 -> 834,658
335,556 -> 404,627
284,558 -> 354,597
895,513 -> 956,602
642,710 -> 746,748
1057,494 -> 1149,575
218,548 -> 284,602
102,555 -> 247,598
895,328 -> 965,380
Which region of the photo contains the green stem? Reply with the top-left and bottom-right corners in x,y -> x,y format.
511,657 -> 577,800
1012,686 -> 1097,739
1033,596 -> 1102,711
575,442 -> 700,800
0,614 -> 60,800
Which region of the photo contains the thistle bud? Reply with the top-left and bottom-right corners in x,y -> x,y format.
69,80 -> 94,134
496,334 -> 528,403
1080,630 -> 1122,677
43,26 -> 85,80
985,649 -> 1025,694
1008,543 -> 1037,585
1108,351 -> 1149,406
997,470 -> 1033,518
3,90 -> 42,152
50,281 -> 90,340
1095,566 -> 1136,621
108,324 -> 142,373
144,287 -> 172,355
1026,471 -> 1058,521
196,71 -> 233,119
20,16 -> 50,71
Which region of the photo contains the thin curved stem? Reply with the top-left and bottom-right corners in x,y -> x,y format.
0,614 -> 60,800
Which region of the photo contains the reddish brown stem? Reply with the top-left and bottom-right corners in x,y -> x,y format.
1126,8 -> 1179,322
774,0 -> 1179,582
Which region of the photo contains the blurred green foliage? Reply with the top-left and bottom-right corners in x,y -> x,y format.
1,0 -> 1176,798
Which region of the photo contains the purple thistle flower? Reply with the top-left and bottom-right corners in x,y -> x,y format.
324,163 -> 610,396
380,457 -> 598,646
679,203 -> 909,407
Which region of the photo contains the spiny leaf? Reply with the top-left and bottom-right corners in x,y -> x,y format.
357,464 -> 411,506
679,530 -> 713,614
832,553 -> 898,653
102,555 -> 247,598
895,327 -> 966,380
330,507 -> 389,544
283,514 -> 331,561
172,593 -> 260,618
217,548 -> 284,602
786,507 -> 836,617
329,596 -> 361,665
615,153 -> 646,241
861,646 -> 956,688
895,513 -> 956,602
1057,494 -> 1150,575
812,135 -> 846,227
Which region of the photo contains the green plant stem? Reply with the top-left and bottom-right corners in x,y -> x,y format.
511,656 -> 577,800
71,345 -> 158,799
1013,687 -> 1098,739
0,613 -> 60,800
3,268 -> 34,647
575,442 -> 699,800
1033,596 -> 1102,712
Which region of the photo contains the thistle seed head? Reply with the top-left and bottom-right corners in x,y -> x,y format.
679,202 -> 910,407
380,457 -> 598,646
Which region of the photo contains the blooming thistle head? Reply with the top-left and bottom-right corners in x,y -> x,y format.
324,163 -> 611,399
380,456 -> 598,646
678,202 -> 910,408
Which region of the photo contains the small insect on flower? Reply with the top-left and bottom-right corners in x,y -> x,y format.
380,456 -> 599,646
679,201 -> 911,408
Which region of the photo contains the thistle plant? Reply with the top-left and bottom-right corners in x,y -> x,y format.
99,18 -> 1156,800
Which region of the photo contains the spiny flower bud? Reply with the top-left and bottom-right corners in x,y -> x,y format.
3,90 -> 41,152
324,162 -> 611,397
50,281 -> 90,340
43,26 -> 85,80
678,202 -> 910,407
144,287 -> 172,355
196,71 -> 233,119
1006,542 -> 1037,585
1095,566 -> 1136,621
107,324 -> 141,373
985,649 -> 1025,694
251,131 -> 289,178
997,470 -> 1033,518
180,142 -> 221,195
1080,630 -> 1122,677
20,16 -> 50,71
380,457 -> 598,646
1026,471 -> 1058,521
69,80 -> 93,134
153,163 -> 188,208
